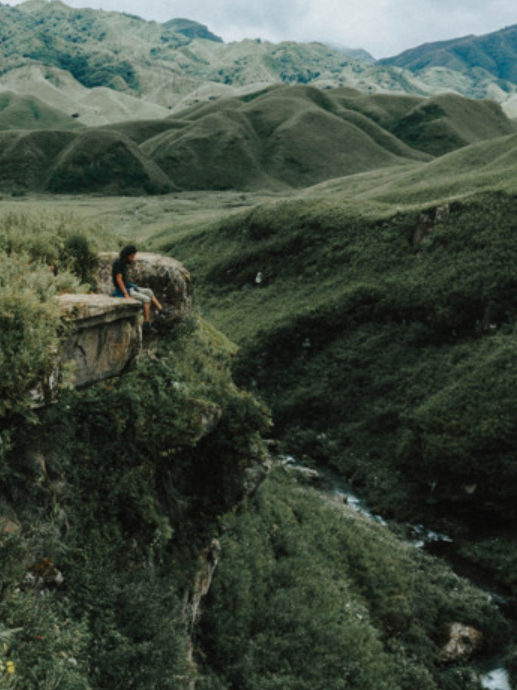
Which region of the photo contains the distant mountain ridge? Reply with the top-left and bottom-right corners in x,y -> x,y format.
163,18 -> 223,43
381,23 -> 517,83
3,0 -> 517,122
1,0 -> 517,198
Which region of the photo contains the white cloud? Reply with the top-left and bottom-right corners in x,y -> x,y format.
3,0 -> 517,57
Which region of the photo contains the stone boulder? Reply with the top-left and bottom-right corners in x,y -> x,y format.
96,252 -> 193,325
57,293 -> 142,389
439,622 -> 484,663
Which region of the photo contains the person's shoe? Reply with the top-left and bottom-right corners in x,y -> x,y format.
142,322 -> 157,336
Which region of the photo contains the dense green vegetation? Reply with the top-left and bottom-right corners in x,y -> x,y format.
0,210 -> 272,687
1,202 -> 510,689
4,4 -> 517,688
0,317 -> 270,688
153,157 -> 517,611
0,211 -> 103,414
197,467 -> 506,690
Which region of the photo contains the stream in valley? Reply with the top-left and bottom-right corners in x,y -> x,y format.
280,455 -> 514,690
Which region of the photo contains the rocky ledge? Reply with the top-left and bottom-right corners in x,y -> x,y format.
31,252 -> 193,405
96,251 -> 194,324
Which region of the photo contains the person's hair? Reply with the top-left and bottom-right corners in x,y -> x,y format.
119,245 -> 137,262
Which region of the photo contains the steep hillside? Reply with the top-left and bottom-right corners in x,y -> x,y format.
0,210 -> 508,690
151,133 -> 517,593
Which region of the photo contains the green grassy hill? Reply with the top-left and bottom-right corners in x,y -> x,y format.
0,129 -> 77,190
389,93 -> 516,155
0,85 -> 514,194
47,129 -> 174,195
337,90 -> 516,156
141,85 -> 515,191
150,131 -> 517,563
0,90 -> 83,130
142,85 -> 426,191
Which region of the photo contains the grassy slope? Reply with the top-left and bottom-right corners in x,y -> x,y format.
0,90 -> 83,130
2,85 -> 511,195
1,209 -> 504,689
198,467 -> 505,690
150,134 -> 517,561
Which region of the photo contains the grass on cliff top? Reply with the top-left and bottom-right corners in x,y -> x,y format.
0,209 -> 118,413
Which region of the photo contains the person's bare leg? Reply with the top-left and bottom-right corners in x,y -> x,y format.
143,302 -> 151,322
151,295 -> 163,311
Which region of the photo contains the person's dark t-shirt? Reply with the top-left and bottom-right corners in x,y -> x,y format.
112,258 -> 129,291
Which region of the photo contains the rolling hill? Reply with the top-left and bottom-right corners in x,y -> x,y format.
0,90 -> 83,130
0,85 -> 514,195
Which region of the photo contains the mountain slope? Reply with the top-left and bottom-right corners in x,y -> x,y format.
152,131 -> 517,533
0,129 -> 76,189
0,90 -> 83,130
47,129 -> 173,195
163,18 -> 223,43
141,85 -> 431,190
4,0 -> 517,120
381,23 -> 517,83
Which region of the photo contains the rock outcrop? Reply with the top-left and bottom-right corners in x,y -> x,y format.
96,251 -> 193,325
439,622 -> 484,663
57,293 -> 142,389
30,252 -> 194,403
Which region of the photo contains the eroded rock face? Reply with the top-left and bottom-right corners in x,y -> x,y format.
96,251 -> 193,324
57,293 -> 142,388
439,622 -> 484,663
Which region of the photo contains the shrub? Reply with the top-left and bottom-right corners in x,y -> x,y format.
197,468 -> 505,690
0,251 -> 81,414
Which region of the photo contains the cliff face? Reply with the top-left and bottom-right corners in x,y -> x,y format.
0,248 -> 271,689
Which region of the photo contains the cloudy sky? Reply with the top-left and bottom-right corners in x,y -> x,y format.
4,0 -> 517,58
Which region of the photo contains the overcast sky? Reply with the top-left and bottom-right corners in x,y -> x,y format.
4,0 -> 517,58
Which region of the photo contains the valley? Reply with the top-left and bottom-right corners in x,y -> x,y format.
3,2 -> 517,688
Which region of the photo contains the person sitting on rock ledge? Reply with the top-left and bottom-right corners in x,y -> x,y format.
112,245 -> 163,335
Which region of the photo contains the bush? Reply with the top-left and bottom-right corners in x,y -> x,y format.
197,468 -> 505,690
0,251 -> 81,414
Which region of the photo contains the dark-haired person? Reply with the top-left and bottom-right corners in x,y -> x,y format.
112,245 -> 163,334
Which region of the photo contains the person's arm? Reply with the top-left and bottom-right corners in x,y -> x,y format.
116,272 -> 130,298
